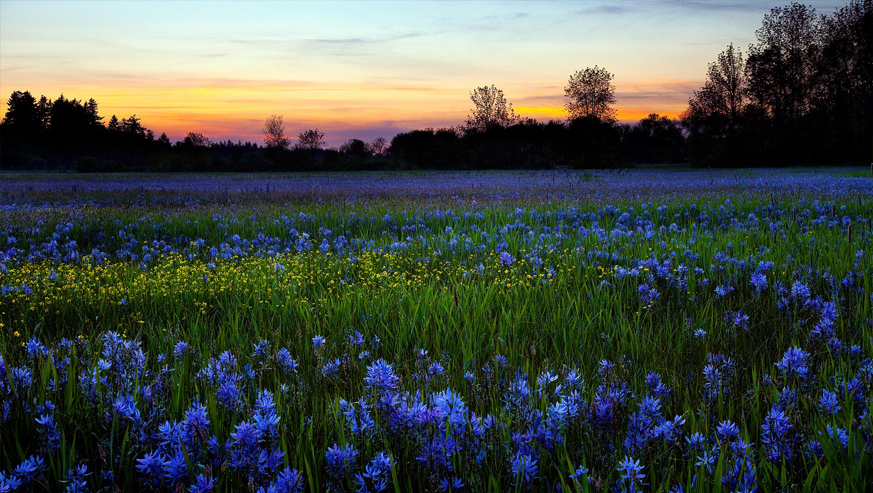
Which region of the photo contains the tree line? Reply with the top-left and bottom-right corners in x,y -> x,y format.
1,0 -> 869,172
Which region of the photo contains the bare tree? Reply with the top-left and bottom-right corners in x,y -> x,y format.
296,128 -> 325,152
564,66 -> 617,122
263,114 -> 290,150
369,137 -> 388,156
465,84 -> 518,132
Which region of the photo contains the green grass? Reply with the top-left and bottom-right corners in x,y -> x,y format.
0,172 -> 871,492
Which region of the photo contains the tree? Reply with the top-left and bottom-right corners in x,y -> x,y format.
84,98 -> 103,128
819,0 -> 873,163
745,3 -> 823,122
564,66 -> 617,122
121,114 -> 146,137
36,95 -> 52,131
263,114 -> 290,150
465,85 -> 518,131
107,115 -> 120,132
50,95 -> 91,137
3,90 -> 39,133
183,132 -> 211,147
369,137 -> 388,156
296,128 -> 325,152
339,138 -> 369,158
629,114 -> 685,164
684,43 -> 749,136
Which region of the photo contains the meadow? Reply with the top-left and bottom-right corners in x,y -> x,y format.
0,169 -> 871,492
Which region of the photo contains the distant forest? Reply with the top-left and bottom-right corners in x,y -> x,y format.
1,0 -> 870,172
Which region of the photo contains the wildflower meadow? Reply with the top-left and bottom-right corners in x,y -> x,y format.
0,169 -> 871,492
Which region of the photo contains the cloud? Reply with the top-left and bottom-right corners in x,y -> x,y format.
658,1 -> 769,12
0,65 -> 35,72
310,30 -> 435,45
573,5 -> 632,15
616,79 -> 701,101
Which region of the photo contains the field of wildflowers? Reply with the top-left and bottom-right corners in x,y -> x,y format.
0,169 -> 871,492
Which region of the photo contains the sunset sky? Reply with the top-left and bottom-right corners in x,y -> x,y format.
0,0 -> 844,146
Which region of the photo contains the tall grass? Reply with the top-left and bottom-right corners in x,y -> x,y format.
0,170 -> 871,492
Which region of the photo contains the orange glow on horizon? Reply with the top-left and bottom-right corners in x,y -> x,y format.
3,79 -> 695,145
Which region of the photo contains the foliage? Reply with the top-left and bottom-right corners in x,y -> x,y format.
465,85 -> 519,132
296,129 -> 325,152
263,115 -> 290,151
564,66 -> 617,122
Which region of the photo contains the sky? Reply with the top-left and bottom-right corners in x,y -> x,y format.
0,0 -> 845,146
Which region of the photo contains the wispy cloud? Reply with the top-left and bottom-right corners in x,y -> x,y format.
572,5 -> 632,15
657,0 -> 843,13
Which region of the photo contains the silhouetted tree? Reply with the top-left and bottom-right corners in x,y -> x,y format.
564,66 -> 616,122
566,116 -> 621,168
263,114 -> 290,150
819,0 -> 873,163
183,132 -> 211,147
682,44 -> 752,165
627,114 -> 685,164
465,85 -> 518,131
3,90 -> 39,134
369,137 -> 388,156
121,115 -> 146,138
685,44 -> 748,135
339,138 -> 369,159
50,95 -> 92,138
107,115 -> 120,132
296,128 -> 325,152
746,3 -> 823,123
390,128 -> 461,168
36,95 -> 53,131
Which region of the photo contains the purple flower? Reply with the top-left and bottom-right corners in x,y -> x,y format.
354,452 -> 392,492
265,467 -> 304,493
716,420 -> 740,442
438,477 -> 464,492
162,450 -> 188,485
775,346 -> 811,382
617,455 -> 646,490
173,341 -> 189,358
188,474 -> 216,493
325,443 -> 358,479
509,452 -> 537,483
136,450 -> 164,487
35,412 -> 61,452
253,390 -> 280,441
365,359 -> 399,393
761,405 -> 793,464
819,389 -> 841,415
64,464 -> 90,493
790,280 -> 810,302
275,348 -> 298,374
569,464 -> 589,480
253,339 -> 270,358
228,421 -> 260,474
750,272 -> 768,292
312,335 -> 325,350
731,310 -> 749,330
